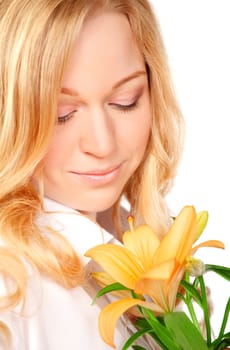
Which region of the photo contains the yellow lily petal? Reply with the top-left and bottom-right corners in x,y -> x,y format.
91,271 -> 116,287
137,258 -> 176,282
191,239 -> 225,254
136,267 -> 184,313
99,298 -> 165,347
153,206 -> 197,265
85,244 -> 144,289
166,268 -> 185,310
123,224 -> 160,271
134,259 -> 176,305
135,279 -> 168,311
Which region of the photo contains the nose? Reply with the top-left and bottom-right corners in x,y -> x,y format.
79,107 -> 116,158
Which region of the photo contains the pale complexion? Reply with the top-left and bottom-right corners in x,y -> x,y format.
43,11 -> 151,215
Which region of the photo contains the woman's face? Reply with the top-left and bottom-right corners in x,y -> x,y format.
43,11 -> 151,213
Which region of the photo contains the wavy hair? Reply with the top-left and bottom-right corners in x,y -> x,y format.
0,0 -> 184,346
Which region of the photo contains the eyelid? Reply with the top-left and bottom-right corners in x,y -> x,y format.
109,85 -> 144,104
108,100 -> 139,114
57,110 -> 77,124
108,88 -> 143,110
109,98 -> 136,106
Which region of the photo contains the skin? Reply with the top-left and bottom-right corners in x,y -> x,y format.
43,11 -> 151,216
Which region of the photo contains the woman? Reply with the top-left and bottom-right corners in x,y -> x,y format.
0,0 -> 183,348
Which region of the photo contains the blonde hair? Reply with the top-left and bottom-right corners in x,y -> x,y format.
0,0 -> 184,346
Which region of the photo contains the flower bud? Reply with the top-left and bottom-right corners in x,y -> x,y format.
185,256 -> 205,276
195,211 -> 209,241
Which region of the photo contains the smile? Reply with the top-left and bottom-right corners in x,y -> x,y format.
69,164 -> 122,185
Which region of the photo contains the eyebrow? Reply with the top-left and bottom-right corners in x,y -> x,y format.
60,70 -> 147,97
112,70 -> 147,89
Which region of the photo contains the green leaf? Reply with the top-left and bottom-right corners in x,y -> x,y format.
122,329 -> 149,350
133,298 -> 179,349
205,264 -> 230,281
218,298 -> 230,338
180,280 -> 203,307
164,312 -> 209,350
132,346 -> 148,350
92,282 -> 129,303
177,292 -> 186,303
211,332 -> 230,350
138,307 -> 181,350
198,275 -> 211,345
135,317 -> 152,330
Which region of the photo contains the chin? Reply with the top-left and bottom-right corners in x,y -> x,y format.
80,201 -> 116,214
78,193 -> 122,214
46,185 -> 124,213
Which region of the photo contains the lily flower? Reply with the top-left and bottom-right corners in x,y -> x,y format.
85,206 -> 224,348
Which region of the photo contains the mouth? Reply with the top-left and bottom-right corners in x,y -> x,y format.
69,163 -> 123,185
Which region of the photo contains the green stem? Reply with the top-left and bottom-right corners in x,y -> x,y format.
218,297 -> 230,339
185,296 -> 201,331
183,274 -> 201,331
198,275 -> 211,345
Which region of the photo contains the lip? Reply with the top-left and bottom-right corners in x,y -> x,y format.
68,163 -> 123,185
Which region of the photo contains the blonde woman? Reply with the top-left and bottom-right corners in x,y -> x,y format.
0,0 -> 183,349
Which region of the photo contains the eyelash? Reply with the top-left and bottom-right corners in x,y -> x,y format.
57,110 -> 77,124
111,100 -> 139,113
57,99 -> 139,124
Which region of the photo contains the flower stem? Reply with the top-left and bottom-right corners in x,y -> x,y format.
218,297 -> 230,339
186,296 -> 201,331
183,273 -> 201,331
198,275 -> 212,345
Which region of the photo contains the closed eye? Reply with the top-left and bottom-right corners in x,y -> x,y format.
109,100 -> 138,113
57,110 -> 77,124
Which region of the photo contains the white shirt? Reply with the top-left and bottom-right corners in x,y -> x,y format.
0,198 -> 131,350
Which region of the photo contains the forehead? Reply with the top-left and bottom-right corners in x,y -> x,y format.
62,11 -> 145,92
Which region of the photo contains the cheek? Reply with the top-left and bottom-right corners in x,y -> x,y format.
44,125 -> 74,164
43,132 -> 68,168
135,119 -> 151,147
125,111 -> 151,155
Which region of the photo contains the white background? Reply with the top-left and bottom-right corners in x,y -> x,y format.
151,0 -> 230,336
